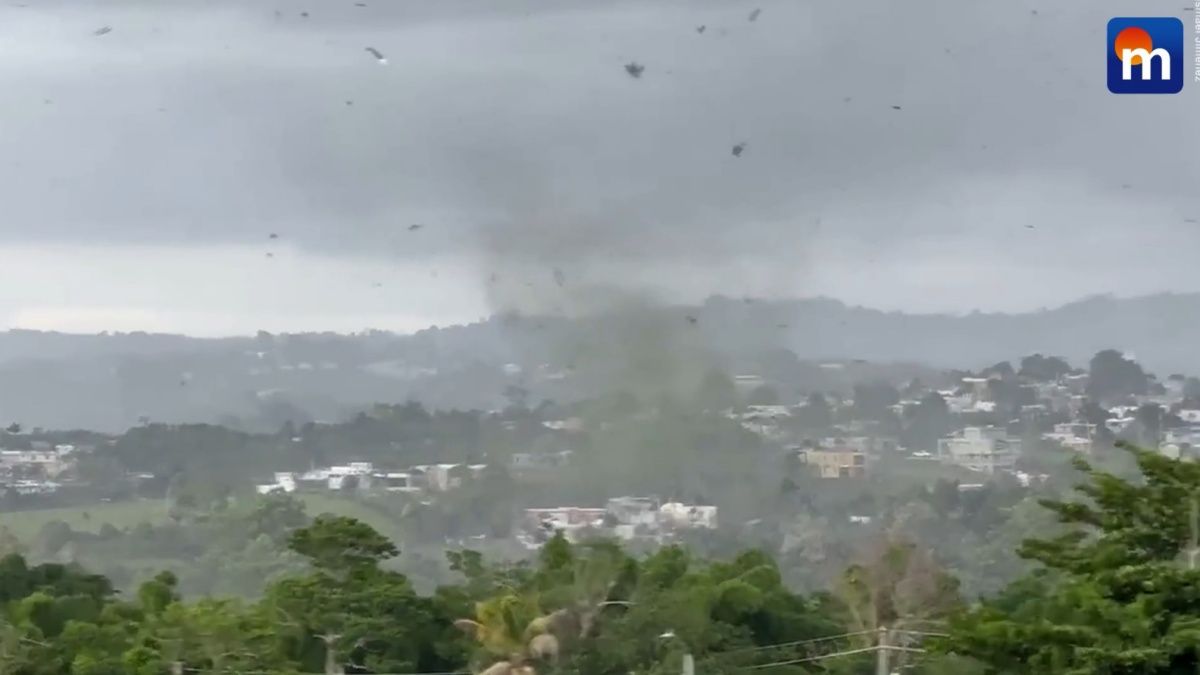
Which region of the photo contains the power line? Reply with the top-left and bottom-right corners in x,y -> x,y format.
718,629 -> 877,654
746,646 -> 881,668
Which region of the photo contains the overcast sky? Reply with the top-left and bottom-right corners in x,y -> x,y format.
0,0 -> 1197,335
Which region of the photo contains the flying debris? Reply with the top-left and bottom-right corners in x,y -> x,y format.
93,26 -> 112,36
1121,183 -> 1132,190
553,268 -> 565,287
685,315 -> 698,325
371,282 -> 383,288
748,8 -> 762,21
489,273 -> 499,283
265,252 -> 274,258
355,2 -> 367,5
696,25 -> 706,33
1024,225 -> 1035,229
345,100 -> 354,106
408,223 -> 423,231
891,105 -> 902,110
776,323 -> 789,329
365,47 -> 388,64
731,142 -> 746,157
624,62 -> 645,78
1185,218 -> 1198,224
268,233 -> 278,239
300,11 -> 309,18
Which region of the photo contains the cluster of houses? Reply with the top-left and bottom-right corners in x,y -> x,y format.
0,443 -> 83,495
256,461 -> 489,495
726,360 -> 1200,486
519,495 -> 717,548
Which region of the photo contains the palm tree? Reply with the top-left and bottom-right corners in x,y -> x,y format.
455,594 -> 554,675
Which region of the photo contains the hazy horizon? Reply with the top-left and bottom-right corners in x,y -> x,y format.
0,289 -> 1189,339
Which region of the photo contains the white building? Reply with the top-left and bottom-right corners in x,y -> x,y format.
937,426 -> 1021,474
0,448 -> 72,477
659,502 -> 718,530
10,480 -> 60,495
523,507 -> 607,542
327,462 -> 374,490
1042,422 -> 1096,454
376,472 -> 422,493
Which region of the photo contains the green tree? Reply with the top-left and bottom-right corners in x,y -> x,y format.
1087,349 -> 1148,401
287,514 -> 398,575
938,442 -> 1200,673
1018,354 -> 1073,382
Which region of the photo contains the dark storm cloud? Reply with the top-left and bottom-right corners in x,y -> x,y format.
1,0 -> 1197,277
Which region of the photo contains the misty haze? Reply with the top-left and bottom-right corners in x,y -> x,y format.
0,1 -> 1197,674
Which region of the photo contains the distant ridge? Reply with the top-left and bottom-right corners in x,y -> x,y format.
1,293 -> 1197,430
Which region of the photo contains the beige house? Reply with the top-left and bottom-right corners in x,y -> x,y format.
800,447 -> 866,478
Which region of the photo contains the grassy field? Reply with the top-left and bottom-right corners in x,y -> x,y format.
295,493 -> 402,538
0,493 -> 401,544
0,499 -> 170,541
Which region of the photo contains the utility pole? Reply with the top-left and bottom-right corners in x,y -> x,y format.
876,626 -> 889,675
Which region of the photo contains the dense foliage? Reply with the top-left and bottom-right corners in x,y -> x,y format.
937,442 -> 1200,674
0,505 -> 984,675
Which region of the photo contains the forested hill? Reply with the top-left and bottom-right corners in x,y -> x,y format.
0,292 -> 1195,431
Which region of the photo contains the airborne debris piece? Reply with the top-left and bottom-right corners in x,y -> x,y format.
696,25 -> 706,33
300,11 -> 309,17
685,315 -> 698,325
731,142 -> 746,157
265,252 -> 274,258
776,323 -> 789,329
748,8 -> 762,21
624,62 -> 645,78
1185,218 -> 1198,224
553,268 -> 565,287
408,223 -> 423,231
365,46 -> 387,64
345,100 -> 354,106
355,2 -> 367,5
93,26 -> 112,36
268,233 -> 278,239
891,105 -> 902,110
